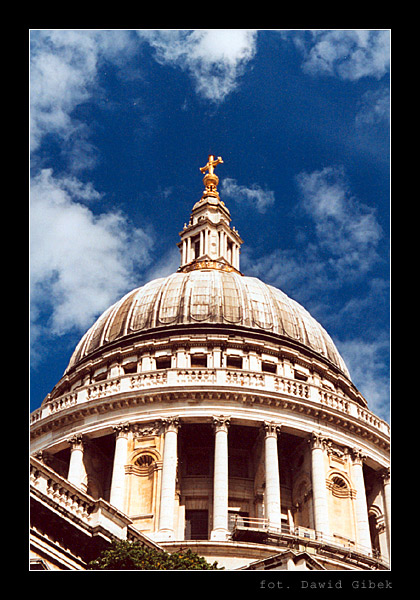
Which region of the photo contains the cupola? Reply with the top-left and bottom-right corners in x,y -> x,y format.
177,155 -> 243,274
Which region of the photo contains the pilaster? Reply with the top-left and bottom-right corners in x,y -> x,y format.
379,467 -> 391,551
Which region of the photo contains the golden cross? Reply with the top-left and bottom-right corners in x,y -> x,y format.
200,154 -> 223,175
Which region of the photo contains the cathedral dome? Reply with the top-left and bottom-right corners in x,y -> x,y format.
66,269 -> 349,378
31,155 -> 390,572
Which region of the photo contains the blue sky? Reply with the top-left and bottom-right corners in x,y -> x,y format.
30,29 -> 390,421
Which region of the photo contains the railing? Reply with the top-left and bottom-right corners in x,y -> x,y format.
30,456 -> 128,533
231,516 -> 388,566
30,456 -> 163,550
31,368 -> 390,438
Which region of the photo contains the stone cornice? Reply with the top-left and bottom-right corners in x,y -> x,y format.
30,383 -> 389,454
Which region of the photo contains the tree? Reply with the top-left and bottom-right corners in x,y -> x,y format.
88,540 -> 224,570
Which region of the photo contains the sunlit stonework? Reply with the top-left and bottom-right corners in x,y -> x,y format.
30,156 -> 390,571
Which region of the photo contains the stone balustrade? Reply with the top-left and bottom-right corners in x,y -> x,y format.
30,456 -> 163,554
31,368 -> 390,439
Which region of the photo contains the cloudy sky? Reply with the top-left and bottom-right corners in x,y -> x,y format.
30,29 -> 390,421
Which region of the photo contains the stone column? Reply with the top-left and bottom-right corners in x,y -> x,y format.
351,448 -> 372,554
211,416 -> 230,540
109,423 -> 130,511
380,468 -> 391,550
156,417 -> 180,541
263,422 -> 282,530
67,434 -> 86,489
310,432 -> 330,538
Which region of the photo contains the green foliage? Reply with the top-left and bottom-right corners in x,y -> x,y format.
88,540 -> 224,570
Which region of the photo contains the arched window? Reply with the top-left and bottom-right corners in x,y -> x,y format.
331,476 -> 348,497
327,472 -> 356,544
368,506 -> 384,557
136,453 -> 155,469
126,450 -> 161,521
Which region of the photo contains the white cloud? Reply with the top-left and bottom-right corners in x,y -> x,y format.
220,177 -> 275,213
286,30 -> 390,81
336,336 -> 390,422
139,29 -> 258,102
30,169 -> 154,338
241,165 -> 388,419
30,31 -> 155,354
355,87 -> 390,128
295,166 -> 382,277
243,166 -> 382,300
30,29 -> 138,157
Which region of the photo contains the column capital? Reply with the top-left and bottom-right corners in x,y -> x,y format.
161,416 -> 180,434
67,434 -> 84,450
263,421 -> 281,438
351,448 -> 367,465
212,415 -> 230,433
379,467 -> 390,485
309,431 -> 328,450
34,450 -> 53,467
112,422 -> 131,438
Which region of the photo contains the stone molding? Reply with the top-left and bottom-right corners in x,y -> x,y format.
31,384 -> 389,453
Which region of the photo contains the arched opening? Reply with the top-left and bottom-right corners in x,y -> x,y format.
126,449 -> 161,534
368,506 -> 383,557
327,473 -> 356,545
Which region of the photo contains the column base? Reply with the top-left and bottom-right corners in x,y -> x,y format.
155,529 -> 176,542
210,528 -> 230,541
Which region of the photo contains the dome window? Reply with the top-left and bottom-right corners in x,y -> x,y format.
191,354 -> 208,368
294,369 -> 308,382
156,356 -> 172,370
330,475 -> 351,498
123,362 -> 137,375
226,355 -> 243,369
262,361 -> 277,374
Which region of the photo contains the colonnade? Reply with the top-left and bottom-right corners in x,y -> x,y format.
65,418 -> 389,555
181,230 -> 240,270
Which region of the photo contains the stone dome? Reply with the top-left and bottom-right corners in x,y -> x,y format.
66,269 -> 349,378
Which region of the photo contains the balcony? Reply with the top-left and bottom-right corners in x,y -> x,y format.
230,516 -> 389,569
31,368 -> 390,443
